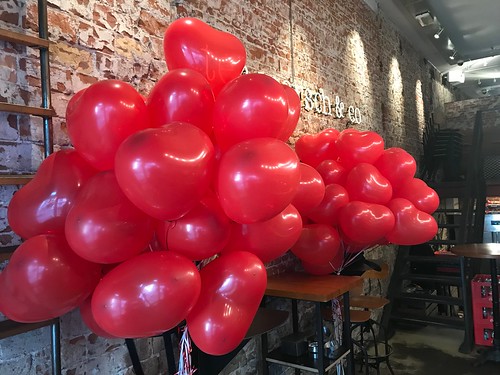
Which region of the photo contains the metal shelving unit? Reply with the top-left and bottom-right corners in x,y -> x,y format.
0,1 -> 60,374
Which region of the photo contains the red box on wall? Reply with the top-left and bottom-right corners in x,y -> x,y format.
471,274 -> 500,347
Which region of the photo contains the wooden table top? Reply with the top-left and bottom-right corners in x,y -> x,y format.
451,243 -> 500,259
265,271 -> 363,302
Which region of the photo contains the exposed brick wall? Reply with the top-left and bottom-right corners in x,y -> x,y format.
1,0 -> 459,374
445,95 -> 500,130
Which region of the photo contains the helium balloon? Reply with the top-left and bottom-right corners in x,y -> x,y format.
223,204 -> 302,263
186,251 -> 266,355
0,234 -> 101,323
217,137 -> 300,223
163,17 -> 246,96
92,251 -> 201,338
147,68 -> 215,135
393,178 -> 440,214
344,163 -> 393,204
278,85 -> 301,141
386,198 -> 438,245
291,224 -> 342,266
7,149 -> 96,239
66,79 -> 150,171
336,130 -> 384,169
305,184 -> 349,226
115,122 -> 215,221
65,171 -> 156,264
213,74 -> 289,151
373,147 -> 416,186
295,128 -> 339,168
339,201 -> 395,246
316,159 -> 347,186
292,163 -> 325,213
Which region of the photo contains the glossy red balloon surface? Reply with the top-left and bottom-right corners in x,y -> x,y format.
186,251 -> 267,355
163,17 -> 246,96
315,159 -> 347,186
301,251 -> 343,275
66,79 -> 150,171
115,122 -> 215,221
79,296 -> 116,338
305,183 -> 350,226
339,201 -> 395,245
295,128 -> 339,168
373,147 -> 417,186
92,251 -> 201,338
147,68 -> 215,135
65,171 -> 155,264
0,234 -> 101,323
291,224 -> 342,266
162,192 -> 231,261
336,130 -> 384,169
7,149 -> 97,239
344,163 -> 393,204
217,137 -> 300,223
223,204 -> 303,264
278,85 -> 301,141
386,198 -> 438,245
393,178 -> 440,214
292,163 -> 325,213
213,74 -> 289,151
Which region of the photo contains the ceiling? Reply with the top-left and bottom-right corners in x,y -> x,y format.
365,0 -> 500,98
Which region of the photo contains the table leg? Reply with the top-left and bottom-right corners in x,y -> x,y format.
315,302 -> 325,375
343,291 -> 353,375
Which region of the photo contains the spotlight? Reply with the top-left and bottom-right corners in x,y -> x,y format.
434,27 -> 444,39
478,79 -> 482,85
450,51 -> 457,60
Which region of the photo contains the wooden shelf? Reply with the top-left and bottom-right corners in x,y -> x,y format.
0,174 -> 34,185
0,318 -> 58,340
0,102 -> 55,117
0,28 -> 49,48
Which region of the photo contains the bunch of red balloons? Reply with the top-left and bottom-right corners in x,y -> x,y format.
0,17 -> 439,358
291,128 -> 439,275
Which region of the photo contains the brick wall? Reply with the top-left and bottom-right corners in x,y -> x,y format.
1,0 -> 458,374
445,95 -> 500,130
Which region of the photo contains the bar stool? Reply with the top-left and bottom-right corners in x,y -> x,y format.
349,263 -> 394,375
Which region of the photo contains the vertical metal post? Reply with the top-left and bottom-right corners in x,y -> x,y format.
38,0 -> 53,157
315,302 -> 325,375
343,291 -> 353,375
50,321 -> 61,375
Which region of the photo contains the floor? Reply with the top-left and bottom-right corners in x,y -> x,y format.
371,325 -> 500,375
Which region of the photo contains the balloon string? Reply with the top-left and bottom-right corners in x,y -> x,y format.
176,326 -> 196,375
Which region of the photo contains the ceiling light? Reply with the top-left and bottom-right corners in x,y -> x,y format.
478,79 -> 482,85
434,27 -> 444,39
450,51 -> 457,60
494,78 -> 497,83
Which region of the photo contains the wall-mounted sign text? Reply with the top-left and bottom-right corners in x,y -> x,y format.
289,85 -> 362,124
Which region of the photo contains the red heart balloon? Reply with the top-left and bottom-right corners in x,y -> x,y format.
336,130 -> 384,169
301,254 -> 343,275
217,138 -> 300,224
305,184 -> 350,226
295,128 -> 340,168
316,159 -> 347,186
223,204 -> 303,264
115,122 -> 215,221
79,296 -> 116,338
7,149 -> 97,239
339,201 -> 395,245
162,192 -> 231,261
393,178 -> 440,214
147,69 -> 215,135
292,163 -> 326,213
65,171 -> 156,264
373,147 -> 417,186
386,198 -> 438,245
92,251 -> 201,338
163,17 -> 246,96
66,79 -> 151,171
186,251 -> 267,355
278,85 -> 301,141
291,224 -> 342,266
213,74 -> 289,152
0,234 -> 101,323
344,163 -> 393,204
